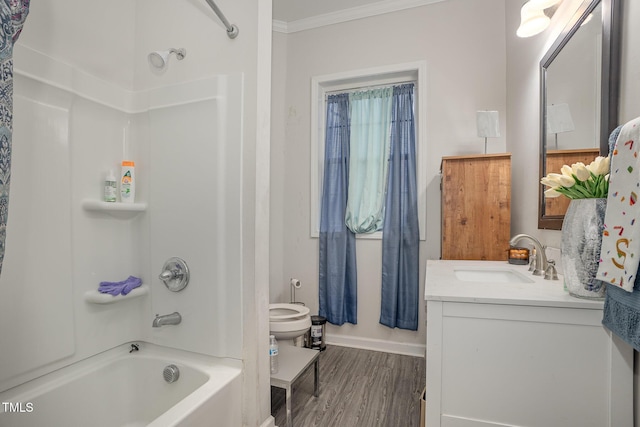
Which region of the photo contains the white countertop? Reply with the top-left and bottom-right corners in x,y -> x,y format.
425,260 -> 604,309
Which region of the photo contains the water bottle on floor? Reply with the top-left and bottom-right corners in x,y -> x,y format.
269,335 -> 279,374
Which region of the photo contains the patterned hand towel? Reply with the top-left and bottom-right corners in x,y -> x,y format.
597,117 -> 640,291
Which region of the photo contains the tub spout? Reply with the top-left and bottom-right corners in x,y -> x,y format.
153,312 -> 182,327
509,234 -> 548,277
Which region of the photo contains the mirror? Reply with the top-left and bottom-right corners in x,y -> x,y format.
538,0 -> 621,230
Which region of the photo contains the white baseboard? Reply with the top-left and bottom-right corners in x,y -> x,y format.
260,415 -> 276,427
326,334 -> 425,358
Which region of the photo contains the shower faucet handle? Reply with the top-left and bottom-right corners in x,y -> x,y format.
158,257 -> 190,292
159,269 -> 181,281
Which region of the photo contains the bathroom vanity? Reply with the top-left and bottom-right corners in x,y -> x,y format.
425,260 -> 633,427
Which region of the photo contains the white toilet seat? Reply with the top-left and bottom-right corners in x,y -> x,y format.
269,303 -> 312,340
269,303 -> 310,321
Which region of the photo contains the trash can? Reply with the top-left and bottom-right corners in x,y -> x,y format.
310,315 -> 326,351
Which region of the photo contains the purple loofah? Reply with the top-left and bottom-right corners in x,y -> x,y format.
98,276 -> 142,296
121,276 -> 142,295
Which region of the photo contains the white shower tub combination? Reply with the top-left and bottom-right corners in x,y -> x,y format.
0,342 -> 242,427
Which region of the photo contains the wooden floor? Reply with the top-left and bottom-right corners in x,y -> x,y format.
271,345 -> 425,427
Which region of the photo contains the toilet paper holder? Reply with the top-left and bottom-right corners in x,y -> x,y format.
290,278 -> 302,304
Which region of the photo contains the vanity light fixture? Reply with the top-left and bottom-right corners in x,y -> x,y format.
476,111 -> 500,154
517,2 -> 551,38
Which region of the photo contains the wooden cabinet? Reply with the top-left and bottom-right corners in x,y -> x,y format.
440,153 -> 511,260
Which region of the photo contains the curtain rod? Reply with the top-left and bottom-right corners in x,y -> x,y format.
203,0 -> 239,39
324,80 -> 416,97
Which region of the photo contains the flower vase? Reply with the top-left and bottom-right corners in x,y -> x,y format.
561,198 -> 607,299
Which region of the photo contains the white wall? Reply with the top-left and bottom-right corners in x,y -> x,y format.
133,0 -> 247,361
0,0 -> 146,393
619,0 -> 640,124
2,1 -> 273,425
16,0 -> 136,90
271,0 -> 507,354
606,0 -> 640,424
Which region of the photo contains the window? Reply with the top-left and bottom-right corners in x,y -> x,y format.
310,62 -> 427,239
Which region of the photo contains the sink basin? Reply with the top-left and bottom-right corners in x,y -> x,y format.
454,268 -> 534,284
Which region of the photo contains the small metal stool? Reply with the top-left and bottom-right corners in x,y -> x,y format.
270,345 -> 320,427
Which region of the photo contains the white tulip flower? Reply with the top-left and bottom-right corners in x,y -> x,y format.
561,164 -> 574,177
587,156 -> 610,176
557,173 -> 575,187
544,188 -> 562,198
541,155 -> 609,199
571,162 -> 590,181
541,173 -> 564,187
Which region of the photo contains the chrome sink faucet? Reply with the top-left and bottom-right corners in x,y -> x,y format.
152,312 -> 182,327
509,234 -> 548,277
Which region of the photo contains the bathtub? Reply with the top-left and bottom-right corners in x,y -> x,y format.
0,342 -> 242,427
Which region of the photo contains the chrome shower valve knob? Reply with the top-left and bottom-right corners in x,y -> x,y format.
158,257 -> 190,292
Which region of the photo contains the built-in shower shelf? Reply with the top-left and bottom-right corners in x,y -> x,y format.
84,284 -> 149,304
82,200 -> 147,217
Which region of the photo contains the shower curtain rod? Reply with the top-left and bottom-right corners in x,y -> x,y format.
204,0 -> 239,39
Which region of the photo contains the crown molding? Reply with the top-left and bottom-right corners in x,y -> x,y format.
272,0 -> 447,34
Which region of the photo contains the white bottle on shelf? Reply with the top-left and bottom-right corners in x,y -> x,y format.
120,161 -> 135,203
104,170 -> 117,202
269,335 -> 279,374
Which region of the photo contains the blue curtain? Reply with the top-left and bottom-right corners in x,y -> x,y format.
319,93 -> 358,325
380,84 -> 420,331
0,0 -> 29,275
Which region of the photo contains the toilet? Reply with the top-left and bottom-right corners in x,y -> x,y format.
269,303 -> 311,340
